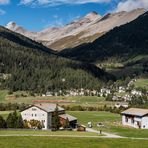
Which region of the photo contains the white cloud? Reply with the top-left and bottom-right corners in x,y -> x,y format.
0,9 -> 5,15
0,0 -> 10,5
20,0 -> 111,7
115,0 -> 148,12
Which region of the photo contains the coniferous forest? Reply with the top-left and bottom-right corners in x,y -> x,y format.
0,27 -> 113,94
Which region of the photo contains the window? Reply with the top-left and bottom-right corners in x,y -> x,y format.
125,117 -> 128,122
143,125 -> 145,128
43,114 -> 44,116
131,118 -> 134,124
32,114 -> 33,117
32,108 -> 37,111
35,114 -> 37,117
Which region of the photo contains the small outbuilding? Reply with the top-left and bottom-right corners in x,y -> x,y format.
121,108 -> 148,129
77,125 -> 86,131
59,114 -> 77,128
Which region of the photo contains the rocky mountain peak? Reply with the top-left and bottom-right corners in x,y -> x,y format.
6,21 -> 17,30
84,11 -> 101,21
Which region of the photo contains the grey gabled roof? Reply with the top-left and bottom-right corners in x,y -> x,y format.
121,108 -> 148,117
34,103 -> 65,113
59,114 -> 77,122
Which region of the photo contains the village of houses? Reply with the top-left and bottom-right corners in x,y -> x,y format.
0,78 -> 148,138
17,78 -> 148,133
42,78 -> 147,109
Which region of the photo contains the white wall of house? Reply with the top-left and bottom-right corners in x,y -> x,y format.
141,116 -> 148,129
122,115 -> 148,129
21,106 -> 49,130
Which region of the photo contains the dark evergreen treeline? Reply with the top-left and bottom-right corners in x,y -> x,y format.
0,111 -> 23,129
0,26 -> 113,93
0,103 -> 28,111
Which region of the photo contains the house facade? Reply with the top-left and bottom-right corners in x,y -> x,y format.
21,103 -> 77,130
121,108 -> 148,129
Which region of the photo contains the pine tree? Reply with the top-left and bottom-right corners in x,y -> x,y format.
16,115 -> 24,128
0,115 -> 7,128
64,117 -> 70,129
52,105 -> 61,130
6,111 -> 18,128
6,113 -> 14,128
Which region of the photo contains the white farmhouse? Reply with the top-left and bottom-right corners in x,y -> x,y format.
121,108 -> 148,129
21,103 -> 77,130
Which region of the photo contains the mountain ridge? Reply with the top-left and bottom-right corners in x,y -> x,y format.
5,8 -> 146,51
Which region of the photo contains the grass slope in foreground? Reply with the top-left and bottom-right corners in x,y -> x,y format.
0,137 -> 148,148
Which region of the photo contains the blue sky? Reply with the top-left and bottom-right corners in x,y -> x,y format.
0,0 -> 147,31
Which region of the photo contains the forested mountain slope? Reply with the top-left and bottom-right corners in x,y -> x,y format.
0,26 -> 113,93
60,11 -> 148,63
59,11 -> 148,78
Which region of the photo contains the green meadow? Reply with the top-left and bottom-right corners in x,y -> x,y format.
68,111 -> 148,138
1,111 -> 148,138
0,137 -> 148,148
134,79 -> 148,90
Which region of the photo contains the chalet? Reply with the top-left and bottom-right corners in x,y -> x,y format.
21,103 -> 77,130
121,108 -> 148,129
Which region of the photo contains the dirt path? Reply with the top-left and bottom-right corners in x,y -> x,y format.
0,133 -> 148,140
0,129 -> 148,140
86,128 -> 123,138
86,128 -> 148,140
0,134 -> 100,138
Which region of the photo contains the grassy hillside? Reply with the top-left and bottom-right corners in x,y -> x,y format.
0,26 -> 113,93
134,78 -> 148,90
48,32 -> 104,51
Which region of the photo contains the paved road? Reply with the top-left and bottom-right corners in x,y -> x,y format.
0,134 -> 148,140
0,129 -> 148,140
86,128 -> 124,138
0,134 -> 100,138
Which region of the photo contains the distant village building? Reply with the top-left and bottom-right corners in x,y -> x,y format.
115,102 -> 128,108
21,104 -> 77,130
100,88 -> 111,96
118,86 -> 126,93
123,94 -> 132,101
131,90 -> 142,96
121,108 -> 148,129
